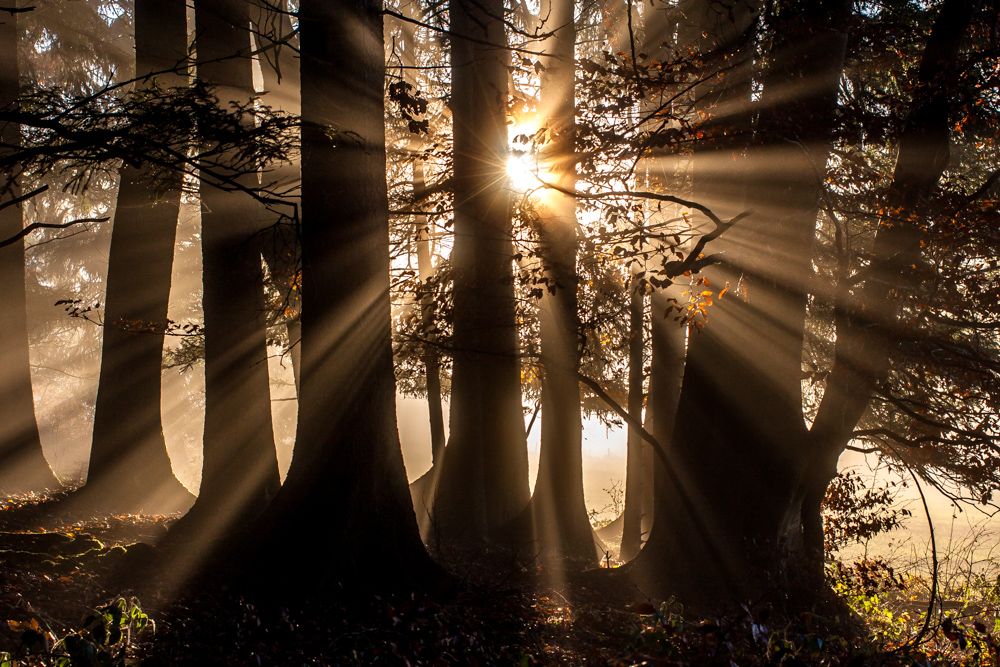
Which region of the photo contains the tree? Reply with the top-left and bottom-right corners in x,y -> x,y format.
383,11 -> 448,535
181,0 -> 281,531
0,1 -> 60,495
397,9 -> 448,475
431,0 -> 532,543
413,160 -> 447,469
629,0 -> 852,600
801,0 -> 984,559
619,280 -> 647,561
81,0 -> 195,515
215,0 -> 439,592
527,0 -> 600,562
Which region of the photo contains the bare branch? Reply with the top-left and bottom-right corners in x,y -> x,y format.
0,184 -> 48,211
0,216 -> 108,249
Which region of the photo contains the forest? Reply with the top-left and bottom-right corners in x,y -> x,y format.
0,0 -> 998,664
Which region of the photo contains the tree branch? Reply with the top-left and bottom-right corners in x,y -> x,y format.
0,216 -> 109,249
0,184 -> 48,211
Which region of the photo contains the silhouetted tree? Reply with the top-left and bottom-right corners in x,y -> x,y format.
619,282 -> 646,561
82,0 -> 194,515
0,1 -> 60,495
235,0 -> 438,590
801,0 -> 982,562
528,0 -> 598,562
631,0 -> 851,600
184,0 -> 280,529
431,0 -> 531,542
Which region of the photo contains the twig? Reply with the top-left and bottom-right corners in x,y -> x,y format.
625,0 -> 642,98
896,455 -> 938,650
0,216 -> 108,249
0,184 -> 48,211
525,401 -> 541,438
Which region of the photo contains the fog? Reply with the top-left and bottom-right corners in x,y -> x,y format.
396,396 -> 629,524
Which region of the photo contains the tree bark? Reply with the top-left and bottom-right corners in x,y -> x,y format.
0,0 -> 60,495
619,282 -> 646,561
238,0 -> 438,591
528,0 -> 598,563
431,0 -> 531,542
183,0 -> 280,531
630,0 -> 851,601
81,0 -> 194,515
413,162 -> 446,467
802,0 -> 980,558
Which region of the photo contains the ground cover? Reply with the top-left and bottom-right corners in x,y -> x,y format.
0,493 -> 997,666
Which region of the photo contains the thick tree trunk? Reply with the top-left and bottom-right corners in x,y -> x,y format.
802,0 -> 979,558
0,2 -> 59,495
238,0 -> 437,591
619,283 -> 646,561
182,0 -> 280,531
431,0 -> 530,542
528,0 -> 597,563
82,0 -> 194,515
631,0 -> 850,601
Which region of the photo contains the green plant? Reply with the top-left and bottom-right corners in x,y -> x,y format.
5,598 -> 151,667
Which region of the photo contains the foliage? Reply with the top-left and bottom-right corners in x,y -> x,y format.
804,1 -> 1000,512
831,556 -> 1000,666
823,469 -> 913,553
1,598 -> 150,667
588,480 -> 625,529
1,81 -> 298,211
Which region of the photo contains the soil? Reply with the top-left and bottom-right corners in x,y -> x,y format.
0,492 -> 923,666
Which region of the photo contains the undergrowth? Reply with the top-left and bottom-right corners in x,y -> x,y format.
0,486 -> 998,665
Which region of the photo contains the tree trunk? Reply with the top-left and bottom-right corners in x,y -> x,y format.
619,282 -> 646,561
409,165 -> 447,541
802,0 -> 980,558
81,0 -> 194,515
0,1 -> 60,495
630,0 -> 851,602
618,0 -> 683,562
431,0 -> 530,542
413,162 -> 446,467
528,0 -> 598,563
238,0 -> 438,591
182,0 -> 280,531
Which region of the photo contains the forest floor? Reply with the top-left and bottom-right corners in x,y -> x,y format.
0,493 -> 994,666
